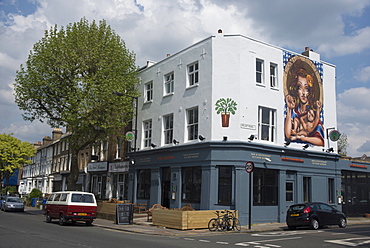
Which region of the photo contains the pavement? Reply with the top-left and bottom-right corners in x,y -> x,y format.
24,206 -> 370,237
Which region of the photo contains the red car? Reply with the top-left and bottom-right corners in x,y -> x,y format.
44,191 -> 97,226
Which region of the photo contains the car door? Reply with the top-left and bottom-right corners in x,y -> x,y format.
318,203 -> 337,225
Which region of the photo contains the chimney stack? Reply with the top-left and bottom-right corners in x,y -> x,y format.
52,128 -> 63,141
42,136 -> 52,146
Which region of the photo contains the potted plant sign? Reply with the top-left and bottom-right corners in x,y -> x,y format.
215,98 -> 237,127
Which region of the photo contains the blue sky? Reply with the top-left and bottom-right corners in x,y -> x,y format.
0,0 -> 369,157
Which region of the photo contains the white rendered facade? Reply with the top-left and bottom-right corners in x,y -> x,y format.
135,33 -> 337,152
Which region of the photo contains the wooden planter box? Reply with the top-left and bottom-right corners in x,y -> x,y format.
152,209 -> 237,230
97,202 -> 121,221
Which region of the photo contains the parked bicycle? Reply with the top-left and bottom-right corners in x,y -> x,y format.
208,209 -> 241,231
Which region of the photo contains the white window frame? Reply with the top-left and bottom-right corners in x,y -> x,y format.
116,137 -> 123,159
164,72 -> 174,95
258,106 -> 276,142
270,62 -> 278,88
144,81 -> 153,102
256,59 -> 264,84
163,114 -> 174,145
187,62 -> 199,87
143,120 -> 152,148
186,107 -> 198,141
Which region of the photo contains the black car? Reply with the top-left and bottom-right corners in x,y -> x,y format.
286,202 -> 347,230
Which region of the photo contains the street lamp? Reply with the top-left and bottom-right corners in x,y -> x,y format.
113,92 -> 138,165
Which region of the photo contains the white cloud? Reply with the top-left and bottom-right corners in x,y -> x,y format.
337,87 -> 370,156
318,27 -> 370,57
0,0 -> 370,155
354,66 -> 370,82
0,120 -> 52,143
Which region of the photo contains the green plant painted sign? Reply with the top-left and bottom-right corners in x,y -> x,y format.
215,98 -> 237,115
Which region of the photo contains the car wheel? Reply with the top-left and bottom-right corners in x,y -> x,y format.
310,218 -> 320,230
59,214 -> 66,226
46,213 -> 52,223
338,217 -> 347,228
85,220 -> 93,226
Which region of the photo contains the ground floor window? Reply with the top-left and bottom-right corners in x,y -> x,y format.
341,170 -> 370,216
218,166 -> 232,205
137,169 -> 151,199
182,167 -> 201,203
112,173 -> 128,201
328,178 -> 335,204
253,168 -> 278,206
303,177 -> 311,202
91,174 -> 106,199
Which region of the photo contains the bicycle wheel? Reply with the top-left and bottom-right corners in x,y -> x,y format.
208,218 -> 219,231
233,218 -> 241,231
221,218 -> 231,231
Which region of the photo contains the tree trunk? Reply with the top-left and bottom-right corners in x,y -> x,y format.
66,150 -> 80,191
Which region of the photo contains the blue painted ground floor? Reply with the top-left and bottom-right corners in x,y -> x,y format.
83,141 -> 370,225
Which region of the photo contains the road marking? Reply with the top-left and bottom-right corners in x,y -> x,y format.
199,239 -> 210,242
332,230 -> 370,235
252,230 -> 322,237
325,237 -> 370,247
184,238 -> 195,241
236,236 -> 300,247
216,241 -> 229,245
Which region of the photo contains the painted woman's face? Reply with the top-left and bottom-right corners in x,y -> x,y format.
297,76 -> 309,104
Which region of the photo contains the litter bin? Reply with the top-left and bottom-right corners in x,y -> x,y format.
31,198 -> 37,207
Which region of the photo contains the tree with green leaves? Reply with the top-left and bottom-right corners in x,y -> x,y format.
14,18 -> 139,190
0,134 -> 35,194
338,133 -> 349,156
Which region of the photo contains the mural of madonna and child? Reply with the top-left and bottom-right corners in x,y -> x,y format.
284,56 -> 324,147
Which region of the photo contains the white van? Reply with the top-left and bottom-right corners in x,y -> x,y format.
44,191 -> 97,226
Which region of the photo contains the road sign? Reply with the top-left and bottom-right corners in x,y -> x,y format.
245,161 -> 254,173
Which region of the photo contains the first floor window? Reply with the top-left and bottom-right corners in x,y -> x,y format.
188,62 -> 199,86
137,169 -> 151,199
116,137 -> 123,159
270,63 -> 277,88
258,106 -> 276,142
182,167 -> 201,203
218,166 -> 232,205
253,168 -> 278,206
187,107 -> 198,140
143,120 -> 152,148
145,81 -> 153,102
164,72 -> 174,95
163,114 -> 173,144
256,59 -> 264,84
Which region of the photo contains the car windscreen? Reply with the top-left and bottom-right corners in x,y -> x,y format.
288,205 -> 305,211
7,198 -> 23,203
71,194 -> 94,203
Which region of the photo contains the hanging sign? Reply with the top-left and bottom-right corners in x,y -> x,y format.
125,131 -> 135,142
329,130 -> 340,141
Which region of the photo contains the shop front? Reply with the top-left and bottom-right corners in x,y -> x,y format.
339,160 -> 370,216
108,161 -> 130,201
129,141 -> 342,225
87,162 -> 108,200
